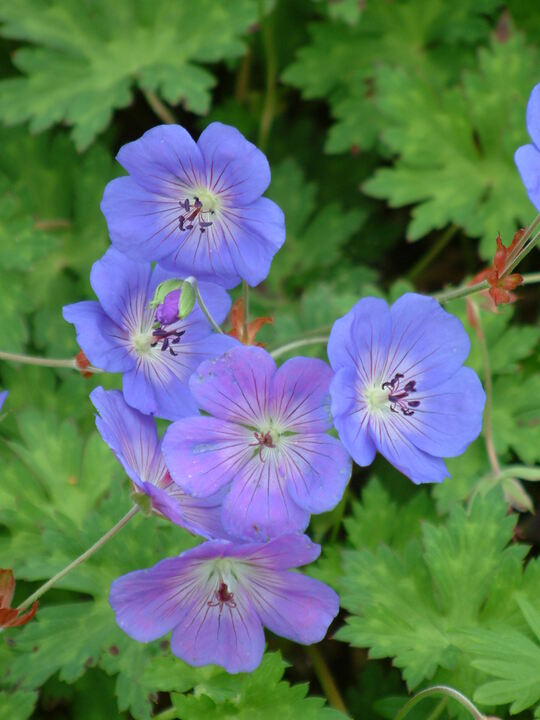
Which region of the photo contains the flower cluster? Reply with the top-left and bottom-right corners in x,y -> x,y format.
62,121 -> 485,673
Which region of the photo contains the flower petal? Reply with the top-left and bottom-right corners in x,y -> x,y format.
526,83 -> 540,149
389,366 -> 485,458
235,533 -> 321,569
515,144 -> 540,213
198,122 -> 271,205
330,367 -> 377,466
122,360 -> 200,421
269,357 -> 334,433
0,391 -> 7,413
245,569 -> 339,645
189,346 -> 277,424
62,301 -> 133,372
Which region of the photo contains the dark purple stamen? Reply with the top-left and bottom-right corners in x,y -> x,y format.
151,327 -> 186,356
178,196 -> 214,235
382,373 -> 421,416
249,431 -> 276,462
207,581 -> 236,615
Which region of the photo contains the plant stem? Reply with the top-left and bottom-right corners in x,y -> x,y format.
407,225 -> 458,282
307,645 -> 348,715
0,350 -> 103,374
34,218 -> 72,231
470,304 -> 500,475
242,280 -> 250,341
258,0 -> 277,152
433,279 -> 489,304
395,686 -> 484,720
142,88 -> 177,125
426,697 -> 448,720
185,277 -> 224,334
521,271 -> 540,286
270,336 -> 329,359
17,506 -> 139,613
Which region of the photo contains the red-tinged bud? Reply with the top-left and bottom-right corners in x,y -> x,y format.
74,350 -> 93,378
0,569 -> 38,629
228,299 -> 273,346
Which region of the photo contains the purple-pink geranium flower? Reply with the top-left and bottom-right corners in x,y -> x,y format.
100,123 -> 285,289
63,248 -> 236,420
515,82 -> 540,211
109,533 -> 339,673
327,293 -> 485,484
90,387 -> 228,540
162,346 -> 352,541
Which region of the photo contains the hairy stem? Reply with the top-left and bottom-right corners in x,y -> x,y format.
0,350 -> 103,374
258,0 -> 277,152
470,304 -> 500,475
185,277 -> 224,334
395,686 -> 484,720
142,88 -> 177,125
17,506 -> 139,613
407,225 -> 458,281
242,280 -> 250,341
307,645 -> 348,715
270,336 -> 329,359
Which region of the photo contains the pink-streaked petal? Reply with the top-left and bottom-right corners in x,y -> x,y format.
269,357 -> 333,433
369,412 -> 449,484
62,301 -> 133,372
162,417 -> 252,497
221,454 -> 310,541
169,581 -> 265,673
330,367 -> 376,466
281,434 -> 351,514
189,346 -> 277,424
245,569 -> 339,645
115,124 -> 204,195
198,122 -> 271,205
90,387 -> 164,490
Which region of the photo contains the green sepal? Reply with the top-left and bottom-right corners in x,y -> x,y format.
147,278 -> 183,309
178,280 -> 196,319
130,489 -> 152,516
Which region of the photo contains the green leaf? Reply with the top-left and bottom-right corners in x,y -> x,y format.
0,689 -> 38,720
0,0 -> 259,149
363,33 -> 537,256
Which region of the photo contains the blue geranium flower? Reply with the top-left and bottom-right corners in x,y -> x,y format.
63,248 -> 237,420
327,293 -> 485,484
515,82 -> 540,211
0,391 -> 7,412
100,122 -> 285,289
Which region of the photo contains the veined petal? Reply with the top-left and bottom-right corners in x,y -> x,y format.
330,367 -> 377,466
122,359 -> 199,421
245,569 -> 339,645
234,533 -> 321,569
189,346 -> 276,424
62,301 -> 133,372
198,122 -> 271,205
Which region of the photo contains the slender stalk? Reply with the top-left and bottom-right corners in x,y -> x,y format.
522,271 -> 540,286
502,212 -> 540,276
258,0 -> 277,152
34,218 -> 72,231
407,225 -> 458,282
433,279 -> 489,304
17,506 -> 139,613
426,697 -> 448,720
307,645 -> 348,715
270,336 -> 329,359
395,686 -> 484,720
242,280 -> 250,342
235,48 -> 252,103
185,277 -> 224,334
142,88 -> 177,125
0,350 -> 103,374
470,304 -> 500,475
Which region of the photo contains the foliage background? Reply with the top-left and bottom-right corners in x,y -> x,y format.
0,0 -> 539,718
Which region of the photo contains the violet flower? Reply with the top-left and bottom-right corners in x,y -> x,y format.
109,533 -> 339,673
327,293 -> 485,484
101,123 -> 285,289
162,346 -> 352,541
515,82 -> 540,211
91,387 -> 228,539
63,248 -> 236,420
0,391 -> 7,412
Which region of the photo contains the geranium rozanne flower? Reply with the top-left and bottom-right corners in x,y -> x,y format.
100,123 -> 285,289
91,387 -> 228,539
328,293 -> 485,484
162,346 -> 352,541
109,534 -> 339,673
515,82 -> 540,210
63,248 -> 237,420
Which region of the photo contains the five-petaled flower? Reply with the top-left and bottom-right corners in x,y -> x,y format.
100,122 -> 286,289
0,569 -> 38,629
327,293 -> 485,484
162,346 -> 352,541
109,533 -> 339,673
91,387 -> 229,540
515,82 -> 540,211
63,248 -> 237,420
